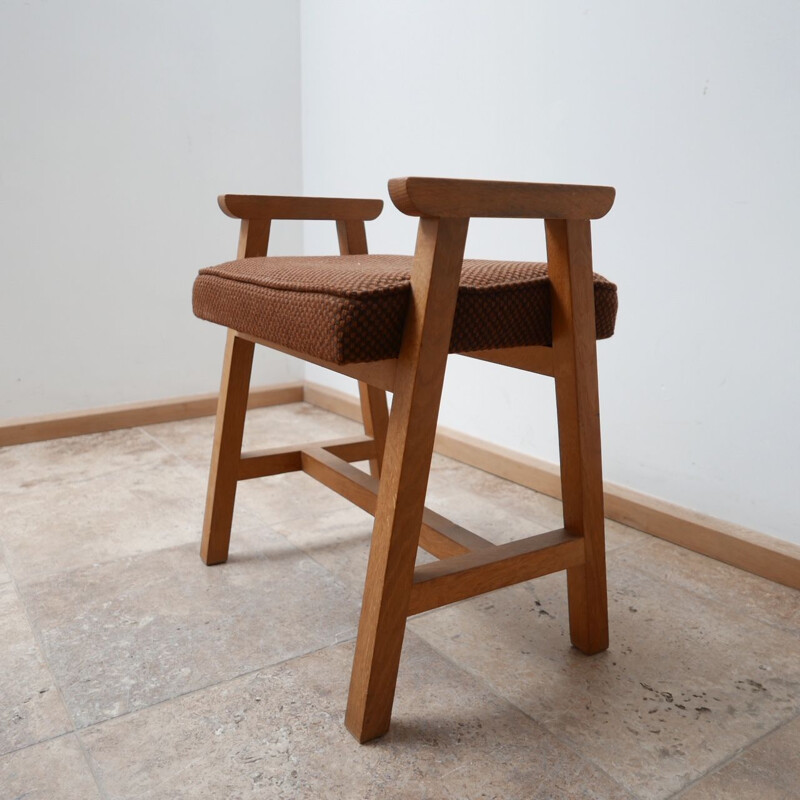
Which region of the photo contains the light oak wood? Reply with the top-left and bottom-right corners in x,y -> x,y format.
358,384 -> 390,477
408,529 -> 584,616
11,378 -> 799,590
389,177 -> 615,220
195,180 -> 624,742
0,383 -> 302,447
603,486 -> 800,590
300,447 -> 377,515
303,382 -> 365,421
461,345 -> 555,376
239,448 -> 301,480
237,436 -> 376,481
299,446 -> 493,558
547,218 -> 608,653
200,208 -> 272,566
302,381 -> 800,592
201,187 -> 393,577
419,506 -> 495,558
235,332 -> 397,392
200,330 -> 255,565
336,218 -> 369,255
345,216 -> 470,743
237,218 -> 271,258
220,194 -> 383,221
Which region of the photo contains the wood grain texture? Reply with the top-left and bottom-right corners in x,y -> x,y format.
603,486 -> 800,590
336,219 -> 369,255
299,447 -> 492,557
200,330 -> 255,566
389,177 -> 615,220
461,345 -> 555,376
302,382 -> 800,591
237,218 -> 271,258
220,194 -> 383,221
0,383 -> 302,447
237,436 -> 376,481
547,218 -> 609,654
408,529 -> 584,616
236,332 -> 397,393
200,210 -> 271,566
345,216 -> 470,743
358,384 -> 389,477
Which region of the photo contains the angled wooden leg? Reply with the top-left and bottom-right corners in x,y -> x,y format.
201,216 -> 269,565
345,217 -> 469,743
201,329 -> 255,565
358,383 -> 389,477
547,218 -> 609,655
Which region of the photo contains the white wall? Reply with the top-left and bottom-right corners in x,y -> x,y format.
301,1 -> 800,544
3,1 -> 797,546
0,0 -> 303,419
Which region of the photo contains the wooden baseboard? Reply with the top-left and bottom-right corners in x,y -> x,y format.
0,382 -> 304,447
3,379 -> 797,591
303,381 -> 800,590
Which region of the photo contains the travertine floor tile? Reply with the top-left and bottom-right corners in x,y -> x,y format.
82,635 -> 635,800
0,583 -> 72,756
0,735 -> 102,800
4,403 -> 798,799
427,455 -> 648,551
265,450 -> 644,596
236,470 -> 357,527
0,428 -> 167,496
615,536 -> 800,634
2,453 -> 259,584
677,714 -> 800,799
265,505 -> 436,592
20,533 -> 359,728
0,549 -> 10,585
409,554 -> 800,799
251,505 -> 374,591
142,402 -> 363,469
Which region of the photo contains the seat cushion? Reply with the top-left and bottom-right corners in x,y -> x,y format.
192,255 -> 618,365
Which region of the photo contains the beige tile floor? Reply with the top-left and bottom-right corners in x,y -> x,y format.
1,402 -> 798,799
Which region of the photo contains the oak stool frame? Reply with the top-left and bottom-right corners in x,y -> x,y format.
198,177 -> 615,743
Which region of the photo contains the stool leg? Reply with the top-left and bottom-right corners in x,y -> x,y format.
547,218 -> 609,654
555,368 -> 608,654
201,329 -> 255,565
358,383 -> 389,478
345,217 -> 469,743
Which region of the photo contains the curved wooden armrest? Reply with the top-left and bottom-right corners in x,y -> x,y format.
219,194 -> 383,221
388,177 -> 615,220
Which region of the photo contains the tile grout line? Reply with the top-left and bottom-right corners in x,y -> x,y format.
610,545 -> 800,641
0,536 -> 110,800
136,424 -> 203,470
136,419 -> 353,534
666,708 -> 800,799
74,635 -> 357,734
145,409 -> 794,798
410,552 -> 800,800
406,622 -> 643,799
4,411 -> 798,796
0,728 -> 75,761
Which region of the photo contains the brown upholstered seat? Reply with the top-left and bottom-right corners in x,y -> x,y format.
193,254 -> 618,365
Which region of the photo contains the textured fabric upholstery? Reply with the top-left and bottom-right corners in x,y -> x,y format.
192,255 -> 618,365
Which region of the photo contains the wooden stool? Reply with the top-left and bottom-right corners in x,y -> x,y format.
192,177 -> 617,743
